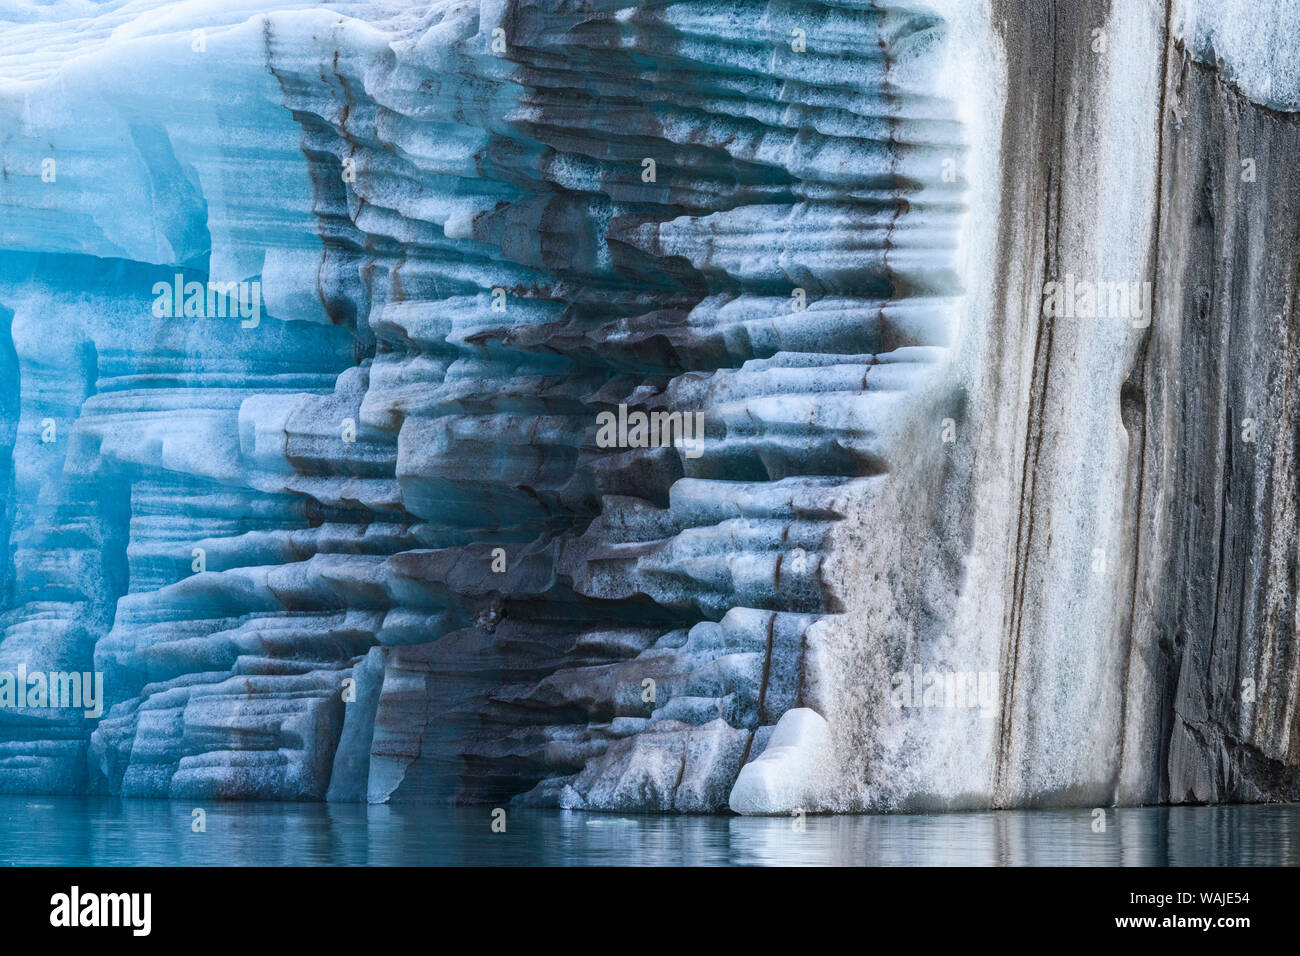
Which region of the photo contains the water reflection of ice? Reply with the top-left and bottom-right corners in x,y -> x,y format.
0,797 -> 1296,866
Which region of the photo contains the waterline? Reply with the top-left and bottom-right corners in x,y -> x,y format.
0,798 -> 1296,866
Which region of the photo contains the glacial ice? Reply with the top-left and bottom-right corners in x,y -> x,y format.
1,0 -> 1298,813
0,0 -> 964,807
727,707 -> 828,815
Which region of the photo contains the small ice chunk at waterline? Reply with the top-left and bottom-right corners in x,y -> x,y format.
727,708 -> 828,815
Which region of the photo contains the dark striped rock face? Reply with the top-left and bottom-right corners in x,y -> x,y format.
0,0 -> 1296,813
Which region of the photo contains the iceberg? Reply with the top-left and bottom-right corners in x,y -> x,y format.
0,0 -> 1297,814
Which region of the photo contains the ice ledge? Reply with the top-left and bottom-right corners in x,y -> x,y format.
727,707 -> 829,816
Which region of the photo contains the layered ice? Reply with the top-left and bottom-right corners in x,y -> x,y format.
0,0 -> 963,805
1,0 -> 1298,813
1174,0 -> 1300,110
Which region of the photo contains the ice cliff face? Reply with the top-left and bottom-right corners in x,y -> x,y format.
0,0 -> 1297,812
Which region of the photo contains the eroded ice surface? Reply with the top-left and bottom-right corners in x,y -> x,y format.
3,0 -> 1299,813
0,0 -> 964,806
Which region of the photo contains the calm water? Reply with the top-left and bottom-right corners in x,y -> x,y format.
0,797 -> 1296,866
